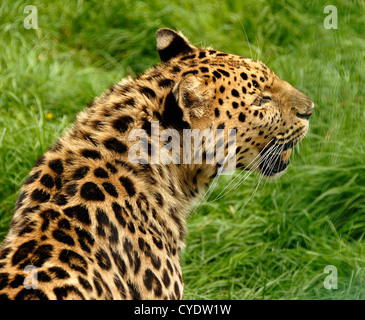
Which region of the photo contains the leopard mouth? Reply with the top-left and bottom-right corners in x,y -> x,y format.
259,141 -> 296,176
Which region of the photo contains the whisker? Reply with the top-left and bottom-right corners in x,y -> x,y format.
212,141 -> 277,201
239,143 -> 285,211
239,18 -> 253,59
190,152 -> 231,213
194,139 -> 286,215
213,143 -> 281,201
237,142 -> 290,213
212,139 -> 275,201
236,168 -> 265,214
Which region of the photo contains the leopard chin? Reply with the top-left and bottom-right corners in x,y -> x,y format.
258,138 -> 298,177
259,148 -> 291,177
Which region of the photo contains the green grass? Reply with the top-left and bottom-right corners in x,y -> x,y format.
1,0 -> 364,299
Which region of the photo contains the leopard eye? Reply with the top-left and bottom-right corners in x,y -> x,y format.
253,97 -> 262,106
253,96 -> 271,106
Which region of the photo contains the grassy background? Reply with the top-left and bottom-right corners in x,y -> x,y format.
0,0 -> 364,299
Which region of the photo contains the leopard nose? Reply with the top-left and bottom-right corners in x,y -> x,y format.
296,106 -> 314,120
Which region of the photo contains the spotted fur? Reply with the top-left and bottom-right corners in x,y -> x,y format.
0,29 -> 313,300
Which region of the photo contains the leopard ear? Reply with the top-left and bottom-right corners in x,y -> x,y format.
173,74 -> 214,120
161,74 -> 214,130
156,28 -> 197,62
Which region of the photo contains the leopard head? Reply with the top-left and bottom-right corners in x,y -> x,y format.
156,28 -> 314,177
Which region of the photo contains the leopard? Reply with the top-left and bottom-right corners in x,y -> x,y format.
0,28 -> 314,300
